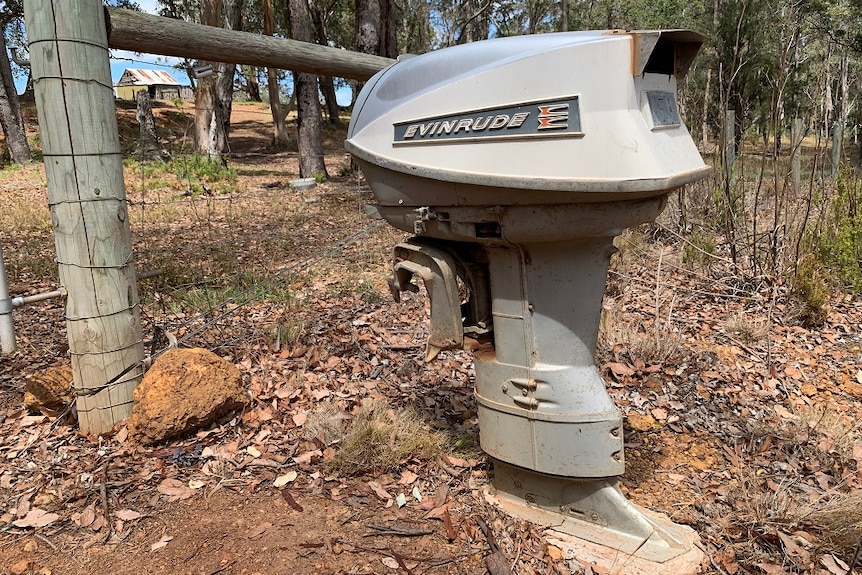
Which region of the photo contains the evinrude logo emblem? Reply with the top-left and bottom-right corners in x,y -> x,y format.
393,96 -> 582,146
537,104 -> 570,130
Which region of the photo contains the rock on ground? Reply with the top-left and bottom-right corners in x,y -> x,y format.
24,365 -> 73,416
127,348 -> 249,445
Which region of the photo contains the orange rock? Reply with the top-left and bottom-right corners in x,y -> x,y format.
627,412 -> 660,432
24,365 -> 73,415
126,348 -> 249,445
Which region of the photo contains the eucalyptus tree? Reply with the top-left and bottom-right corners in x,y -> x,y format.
309,0 -> 354,123
288,0 -> 328,178
263,0 -> 290,145
0,0 -> 29,164
0,1 -> 31,164
430,0 -> 493,45
396,0 -> 433,53
157,0 -> 242,158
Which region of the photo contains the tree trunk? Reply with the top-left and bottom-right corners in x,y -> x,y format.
560,0 -> 567,31
202,0 -> 242,159
354,0 -> 397,93
309,6 -> 340,125
194,0 -> 220,154
0,32 -> 31,163
319,76 -> 340,124
289,0 -> 327,178
244,66 -> 262,101
135,90 -> 165,160
701,66 -> 712,151
264,0 -> 290,147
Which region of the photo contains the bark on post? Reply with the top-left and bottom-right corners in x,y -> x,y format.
24,0 -> 145,435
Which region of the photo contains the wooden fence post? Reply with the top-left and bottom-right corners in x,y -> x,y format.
24,0 -> 144,435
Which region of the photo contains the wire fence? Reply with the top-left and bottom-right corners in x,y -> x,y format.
0,91 -> 388,397
8,97 -> 830,403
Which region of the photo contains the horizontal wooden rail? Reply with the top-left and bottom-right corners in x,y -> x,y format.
106,8 -> 395,81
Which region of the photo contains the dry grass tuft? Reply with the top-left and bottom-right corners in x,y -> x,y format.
735,404 -> 862,563
723,312 -> 769,343
790,491 -> 862,556
302,399 -> 348,446
319,400 -> 446,475
598,304 -> 684,365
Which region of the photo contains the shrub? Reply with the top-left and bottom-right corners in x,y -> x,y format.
790,254 -> 830,327
168,154 -> 238,194
818,174 -> 862,292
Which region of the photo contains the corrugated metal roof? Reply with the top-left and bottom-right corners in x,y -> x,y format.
117,69 -> 181,86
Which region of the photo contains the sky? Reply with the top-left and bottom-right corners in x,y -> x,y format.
11,0 -> 181,92
107,0 -> 186,89
15,0 -> 352,105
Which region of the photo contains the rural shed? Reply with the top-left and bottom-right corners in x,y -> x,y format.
115,68 -> 192,100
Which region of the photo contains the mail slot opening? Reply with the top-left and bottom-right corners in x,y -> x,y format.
644,38 -> 675,75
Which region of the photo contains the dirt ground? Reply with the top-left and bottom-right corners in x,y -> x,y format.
1,101 -> 861,575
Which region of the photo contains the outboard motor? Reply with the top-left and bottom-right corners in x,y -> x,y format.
346,30 -> 709,572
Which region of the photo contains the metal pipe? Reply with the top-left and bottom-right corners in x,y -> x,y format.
0,266 -> 160,352
12,288 -> 67,307
0,244 -> 17,353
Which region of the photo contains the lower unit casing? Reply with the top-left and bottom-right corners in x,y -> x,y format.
382,196 -> 703,570
472,236 -> 626,477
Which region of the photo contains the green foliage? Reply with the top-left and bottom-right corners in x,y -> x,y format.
682,230 -> 717,272
168,154 -> 238,194
790,254 -> 831,327
355,279 -> 382,304
312,170 -> 328,183
817,175 -> 862,293
337,162 -> 354,177
163,272 -> 297,317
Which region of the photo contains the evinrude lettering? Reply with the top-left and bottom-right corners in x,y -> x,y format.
508,112 -> 530,128
393,96 -> 582,145
489,115 -> 510,129
438,120 -> 457,135
472,116 -> 492,131
455,119 -> 473,133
